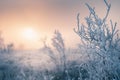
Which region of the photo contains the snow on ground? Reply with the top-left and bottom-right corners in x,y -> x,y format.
0,50 -> 55,71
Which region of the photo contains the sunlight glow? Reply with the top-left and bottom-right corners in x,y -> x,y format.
22,27 -> 39,41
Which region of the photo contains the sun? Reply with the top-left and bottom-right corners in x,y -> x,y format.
22,27 -> 39,41
18,27 -> 41,49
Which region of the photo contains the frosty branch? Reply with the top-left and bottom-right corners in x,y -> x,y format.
74,0 -> 120,52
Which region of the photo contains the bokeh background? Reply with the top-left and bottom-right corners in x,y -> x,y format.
0,0 -> 119,50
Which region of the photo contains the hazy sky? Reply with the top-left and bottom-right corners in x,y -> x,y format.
0,0 -> 120,50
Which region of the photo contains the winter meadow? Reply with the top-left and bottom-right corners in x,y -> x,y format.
0,0 -> 120,80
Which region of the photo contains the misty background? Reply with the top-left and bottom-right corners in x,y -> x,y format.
0,0 -> 120,49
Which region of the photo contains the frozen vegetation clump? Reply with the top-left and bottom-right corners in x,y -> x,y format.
0,32 -> 14,54
74,0 -> 120,80
52,30 -> 66,72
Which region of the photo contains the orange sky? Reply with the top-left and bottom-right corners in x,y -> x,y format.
0,0 -> 120,50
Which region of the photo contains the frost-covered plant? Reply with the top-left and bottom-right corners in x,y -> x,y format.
0,31 -> 14,53
41,37 -> 56,63
6,43 -> 14,53
0,31 -> 5,53
74,0 -> 120,52
74,0 -> 120,79
52,30 -> 66,72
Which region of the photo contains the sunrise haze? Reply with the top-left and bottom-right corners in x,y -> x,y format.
0,0 -> 120,50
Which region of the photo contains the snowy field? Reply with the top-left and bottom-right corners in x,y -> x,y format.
0,50 -> 55,70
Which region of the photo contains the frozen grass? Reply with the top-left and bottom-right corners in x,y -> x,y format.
0,47 -> 119,80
